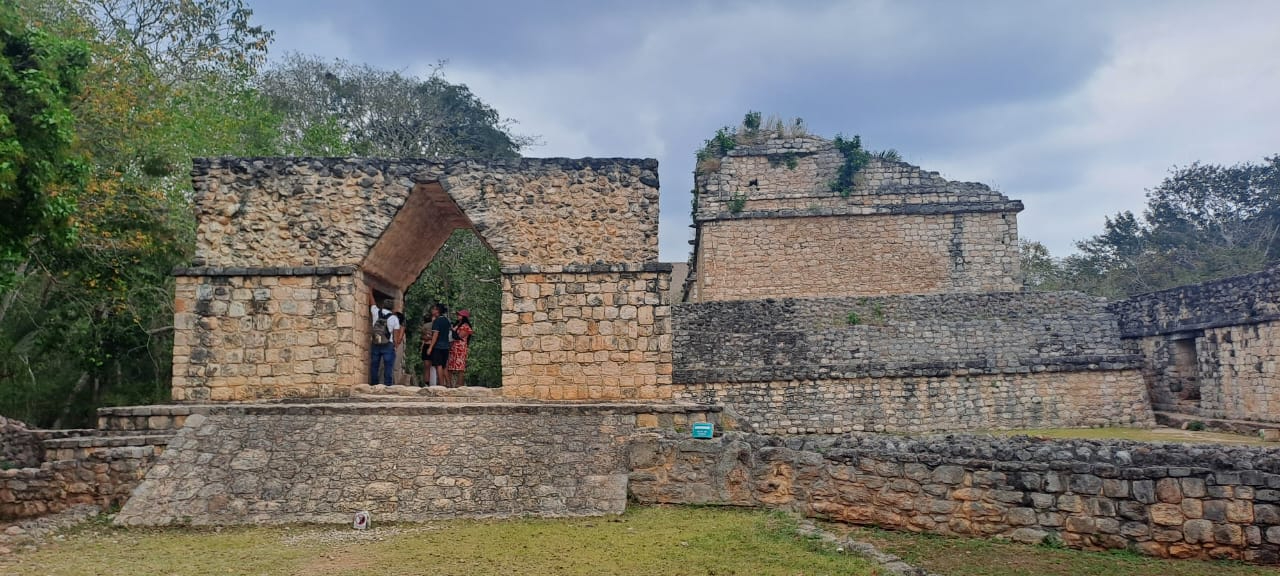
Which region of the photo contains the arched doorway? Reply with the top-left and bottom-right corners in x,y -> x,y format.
172,156 -> 673,402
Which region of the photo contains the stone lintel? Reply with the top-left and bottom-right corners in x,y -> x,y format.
172,265 -> 359,277
1116,312 -> 1280,339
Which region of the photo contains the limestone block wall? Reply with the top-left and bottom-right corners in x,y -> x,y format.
1111,266 -> 1280,422
171,268 -> 361,402
1199,321 -> 1280,421
175,156 -> 668,400
686,136 -> 1021,301
0,445 -> 159,520
115,403 -> 719,526
674,293 -> 1152,433
695,213 -> 1018,300
500,265 -> 673,401
190,157 -> 660,271
629,432 -> 1280,564
677,372 -> 1151,434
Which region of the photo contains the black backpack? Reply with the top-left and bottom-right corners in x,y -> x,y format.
372,309 -> 392,345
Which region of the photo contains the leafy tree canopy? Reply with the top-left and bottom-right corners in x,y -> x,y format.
1024,155 -> 1280,298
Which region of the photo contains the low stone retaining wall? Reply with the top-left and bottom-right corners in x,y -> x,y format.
674,294 -> 1153,433
0,416 -> 42,469
676,371 -> 1152,434
0,445 -> 160,520
114,402 -> 724,526
628,432 -> 1280,564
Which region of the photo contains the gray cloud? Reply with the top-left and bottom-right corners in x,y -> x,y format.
253,0 -> 1280,260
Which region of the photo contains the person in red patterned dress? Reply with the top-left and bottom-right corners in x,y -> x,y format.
446,310 -> 473,388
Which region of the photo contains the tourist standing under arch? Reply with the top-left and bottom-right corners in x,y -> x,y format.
446,310 -> 473,387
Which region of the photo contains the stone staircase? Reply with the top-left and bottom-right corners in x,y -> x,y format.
0,406 -> 204,521
350,384 -> 506,402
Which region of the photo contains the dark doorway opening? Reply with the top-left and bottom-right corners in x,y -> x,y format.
1169,334 -> 1200,408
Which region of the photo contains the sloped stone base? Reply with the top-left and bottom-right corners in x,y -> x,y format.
113,401 -> 722,526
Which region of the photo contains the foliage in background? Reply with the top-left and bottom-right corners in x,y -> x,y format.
256,54 -> 535,159
0,2 -> 90,267
402,230 -> 502,387
256,54 -> 533,388
1024,155 -> 1280,297
1,0 -> 530,426
1,0 -> 285,427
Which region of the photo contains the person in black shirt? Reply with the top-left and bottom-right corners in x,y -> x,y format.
421,302 -> 453,387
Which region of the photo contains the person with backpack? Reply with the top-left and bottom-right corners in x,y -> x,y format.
368,293 -> 402,386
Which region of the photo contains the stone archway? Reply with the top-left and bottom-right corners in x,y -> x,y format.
171,157 -> 672,402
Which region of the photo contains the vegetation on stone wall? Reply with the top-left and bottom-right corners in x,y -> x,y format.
829,134 -> 872,198
1024,155 -> 1280,297
0,0 -> 529,425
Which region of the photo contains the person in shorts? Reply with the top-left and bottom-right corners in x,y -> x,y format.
420,302 -> 452,387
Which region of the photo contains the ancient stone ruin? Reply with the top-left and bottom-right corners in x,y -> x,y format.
172,157 -> 670,402
4,133 -> 1280,564
678,136 -> 1150,434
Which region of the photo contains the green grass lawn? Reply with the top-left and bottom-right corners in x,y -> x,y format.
0,507 -> 880,576
8,506 -> 1279,576
841,525 -> 1275,576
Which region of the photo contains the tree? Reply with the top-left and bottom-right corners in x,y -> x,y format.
1025,155 -> 1280,298
403,230 -> 502,387
259,55 -> 535,387
257,54 -> 535,158
0,3 -> 90,266
87,0 -> 272,79
1,0 -> 280,426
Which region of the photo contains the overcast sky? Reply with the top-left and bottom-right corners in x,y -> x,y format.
251,0 -> 1280,261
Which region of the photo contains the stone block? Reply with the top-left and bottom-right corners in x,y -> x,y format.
1150,503 -> 1184,526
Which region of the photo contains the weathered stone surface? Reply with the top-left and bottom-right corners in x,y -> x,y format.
174,157 -> 671,402
670,293 -> 1152,433
190,157 -> 660,271
629,431 -> 1280,564
499,269 -> 672,401
115,405 -> 641,525
1111,266 -> 1280,422
0,416 -> 42,469
0,444 -> 158,521
685,137 -> 1021,301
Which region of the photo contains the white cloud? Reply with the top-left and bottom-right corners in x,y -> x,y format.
925,0 -> 1280,253
261,0 -> 1280,262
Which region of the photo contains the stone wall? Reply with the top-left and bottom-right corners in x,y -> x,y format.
172,269 -> 361,402
686,136 -> 1022,301
1110,266 -> 1280,422
0,416 -> 42,469
175,156 -> 670,401
190,157 -> 660,271
673,293 -> 1152,433
629,431 -> 1280,563
500,265 -> 673,401
0,445 -> 159,520
114,402 -> 723,526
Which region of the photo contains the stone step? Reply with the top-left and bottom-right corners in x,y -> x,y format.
96,405 -> 214,433
30,429 -> 162,440
1154,411 -> 1280,439
351,384 -> 502,399
40,434 -> 173,462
